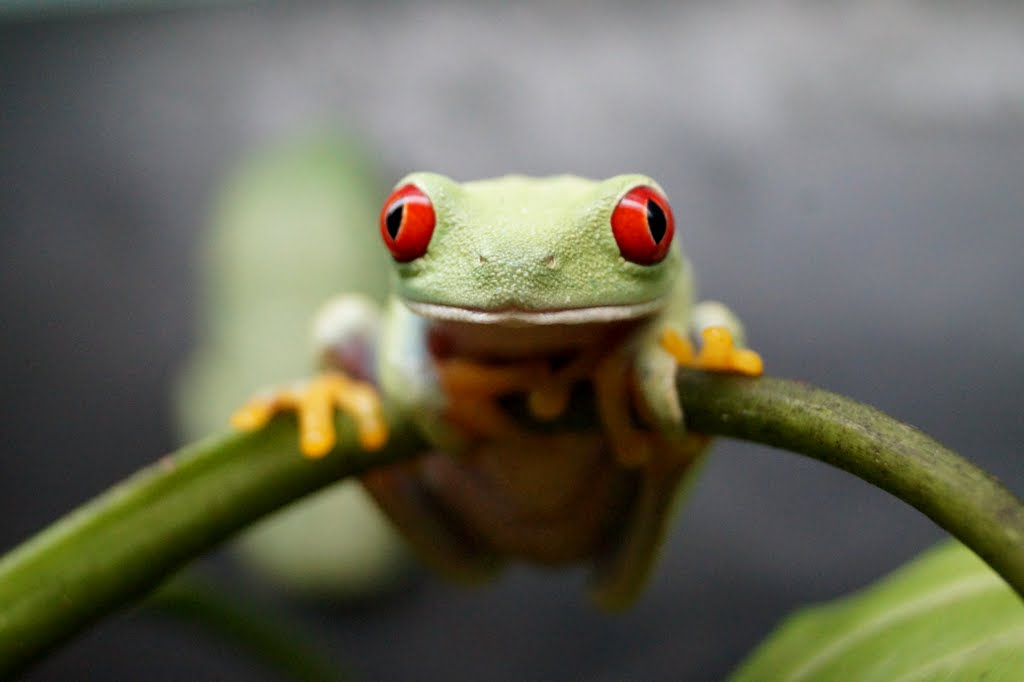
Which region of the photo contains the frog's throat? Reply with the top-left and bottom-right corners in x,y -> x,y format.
404,298 -> 666,327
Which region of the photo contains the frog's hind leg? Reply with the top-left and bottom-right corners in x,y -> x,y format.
361,457 -> 504,584
588,436 -> 710,611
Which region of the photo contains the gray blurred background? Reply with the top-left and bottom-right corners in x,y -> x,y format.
1,2 -> 1022,680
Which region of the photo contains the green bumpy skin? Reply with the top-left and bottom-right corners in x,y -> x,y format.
392,172 -> 686,315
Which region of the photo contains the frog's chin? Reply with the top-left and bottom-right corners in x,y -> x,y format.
403,298 -> 666,327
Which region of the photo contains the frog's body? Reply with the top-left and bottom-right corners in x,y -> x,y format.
235,173 -> 761,609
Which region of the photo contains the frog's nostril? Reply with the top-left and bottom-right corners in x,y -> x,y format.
478,253 -> 489,265
542,254 -> 558,269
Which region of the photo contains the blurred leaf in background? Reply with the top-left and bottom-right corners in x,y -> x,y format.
176,135 -> 409,597
732,541 -> 1024,681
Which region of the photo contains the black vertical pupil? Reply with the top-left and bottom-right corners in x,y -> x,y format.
645,199 -> 667,244
385,201 -> 405,239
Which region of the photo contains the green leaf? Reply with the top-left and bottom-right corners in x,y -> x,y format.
177,134 -> 391,438
174,135 -> 406,597
731,541 -> 1024,682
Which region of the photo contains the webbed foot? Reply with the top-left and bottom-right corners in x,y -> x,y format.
231,371 -> 388,458
661,326 -> 763,376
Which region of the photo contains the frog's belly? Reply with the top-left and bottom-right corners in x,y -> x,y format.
416,317 -> 645,565
418,431 -> 635,565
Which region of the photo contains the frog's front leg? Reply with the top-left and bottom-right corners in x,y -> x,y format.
231,294 -> 388,457
634,300 -> 762,435
660,300 -> 763,377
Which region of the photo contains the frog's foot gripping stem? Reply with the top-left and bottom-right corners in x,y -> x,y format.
231,371 -> 388,458
593,328 -> 756,471
661,326 -> 763,376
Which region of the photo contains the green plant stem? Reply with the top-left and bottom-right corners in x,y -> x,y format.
0,374 -> 1022,677
674,370 -> 1024,596
0,409 -> 425,678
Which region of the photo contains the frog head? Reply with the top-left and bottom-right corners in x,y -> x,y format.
379,172 -> 687,325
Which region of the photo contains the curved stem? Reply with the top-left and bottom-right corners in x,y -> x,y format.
674,370 -> 1024,597
0,411 -> 425,678
0,374 -> 1021,677
147,575 -> 350,682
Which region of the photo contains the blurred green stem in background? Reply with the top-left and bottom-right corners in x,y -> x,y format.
147,575 -> 350,682
0,372 -> 1021,677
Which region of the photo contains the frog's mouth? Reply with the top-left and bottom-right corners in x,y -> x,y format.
404,298 -> 666,327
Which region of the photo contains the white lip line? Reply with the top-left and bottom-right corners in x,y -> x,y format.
404,298 -> 666,325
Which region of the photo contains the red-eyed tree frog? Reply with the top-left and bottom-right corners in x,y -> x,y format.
232,173 -> 762,610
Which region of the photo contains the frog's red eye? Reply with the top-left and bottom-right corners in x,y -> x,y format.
380,184 -> 435,262
610,186 -> 674,265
